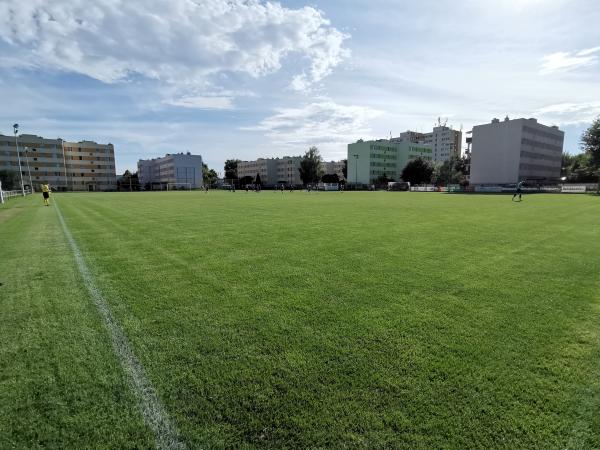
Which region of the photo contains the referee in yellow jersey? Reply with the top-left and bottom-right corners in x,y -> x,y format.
41,183 -> 51,206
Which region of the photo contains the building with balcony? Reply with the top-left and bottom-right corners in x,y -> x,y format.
0,133 -> 117,191
238,156 -> 303,186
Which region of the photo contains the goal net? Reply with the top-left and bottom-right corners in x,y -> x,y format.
167,183 -> 192,191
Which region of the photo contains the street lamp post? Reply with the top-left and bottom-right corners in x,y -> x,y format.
24,146 -> 33,192
13,124 -> 25,196
353,153 -> 359,189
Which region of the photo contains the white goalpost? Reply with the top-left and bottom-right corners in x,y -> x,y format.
166,182 -> 192,191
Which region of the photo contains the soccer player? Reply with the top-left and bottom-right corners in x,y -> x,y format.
512,180 -> 524,201
41,183 -> 51,206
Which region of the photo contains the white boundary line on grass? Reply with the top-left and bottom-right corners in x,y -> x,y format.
55,202 -> 185,450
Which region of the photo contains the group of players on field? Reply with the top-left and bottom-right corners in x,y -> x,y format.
36,181 -> 527,205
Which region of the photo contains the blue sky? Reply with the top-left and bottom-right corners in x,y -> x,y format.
1,0 -> 599,174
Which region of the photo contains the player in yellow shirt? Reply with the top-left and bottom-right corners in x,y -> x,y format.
41,183 -> 51,206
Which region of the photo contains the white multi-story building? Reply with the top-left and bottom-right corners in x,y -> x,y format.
393,125 -> 462,163
423,126 -> 462,163
137,152 -> 203,189
323,160 -> 346,179
0,133 -> 117,191
469,117 -> 564,185
275,156 -> 303,185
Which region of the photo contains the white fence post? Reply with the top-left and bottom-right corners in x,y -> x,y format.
0,180 -> 4,204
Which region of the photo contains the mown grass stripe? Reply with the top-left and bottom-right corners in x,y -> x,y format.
54,201 -> 185,450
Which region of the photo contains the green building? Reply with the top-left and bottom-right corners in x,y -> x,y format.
347,140 -> 432,184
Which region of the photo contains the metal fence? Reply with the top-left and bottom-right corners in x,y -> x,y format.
0,181 -> 33,204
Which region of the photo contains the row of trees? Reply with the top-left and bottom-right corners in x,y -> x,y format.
562,117 -> 600,183
398,155 -> 470,186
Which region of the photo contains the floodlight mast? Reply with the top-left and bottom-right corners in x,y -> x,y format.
24,146 -> 33,192
13,124 -> 25,196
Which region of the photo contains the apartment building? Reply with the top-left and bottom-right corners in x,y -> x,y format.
394,131 -> 426,144
392,125 -> 462,163
0,133 -> 117,191
237,158 -> 278,185
470,117 -> 564,185
275,156 -> 302,185
238,156 -> 302,186
323,160 -> 346,179
137,152 -> 203,189
423,126 -> 462,162
347,139 -> 432,184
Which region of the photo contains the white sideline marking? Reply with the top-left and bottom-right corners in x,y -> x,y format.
55,203 -> 185,450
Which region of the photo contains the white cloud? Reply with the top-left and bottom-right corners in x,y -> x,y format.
0,0 -> 348,91
540,46 -> 600,74
243,101 -> 382,155
534,102 -> 600,125
166,96 -> 234,110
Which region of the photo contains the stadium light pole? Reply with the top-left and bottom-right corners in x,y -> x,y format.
23,146 -> 34,192
353,153 -> 359,189
13,124 -> 25,196
61,139 -> 69,191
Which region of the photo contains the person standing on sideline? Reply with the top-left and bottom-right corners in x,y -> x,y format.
512,180 -> 524,201
41,183 -> 51,206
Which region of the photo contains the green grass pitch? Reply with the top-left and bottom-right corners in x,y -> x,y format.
1,191 -> 599,448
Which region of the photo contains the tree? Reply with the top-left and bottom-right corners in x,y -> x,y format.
321,173 -> 340,184
202,163 -> 218,187
432,156 -> 468,186
255,173 -> 262,186
341,159 -> 348,179
0,170 -> 20,190
581,116 -> 600,168
375,174 -> 394,187
117,170 -> 141,191
224,159 -> 240,183
298,146 -> 323,185
239,175 -> 253,186
401,157 -> 434,185
561,153 -> 597,182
